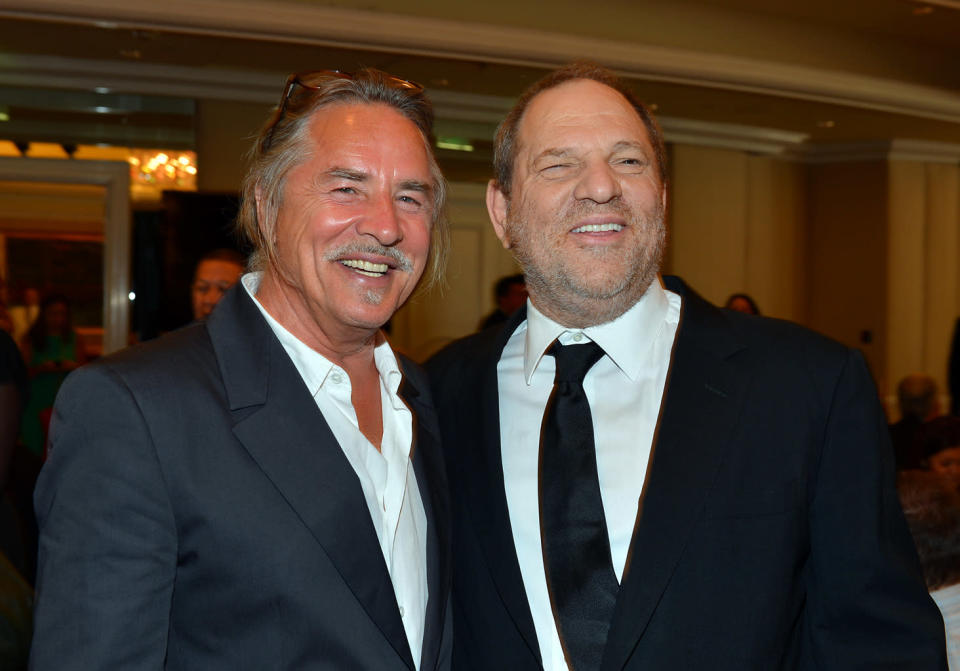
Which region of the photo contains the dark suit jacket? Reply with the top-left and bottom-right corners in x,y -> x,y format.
31,285 -> 452,670
426,276 -> 945,671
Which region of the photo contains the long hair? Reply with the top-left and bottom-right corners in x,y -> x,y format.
236,68 -> 449,290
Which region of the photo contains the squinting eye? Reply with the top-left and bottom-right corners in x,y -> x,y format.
334,187 -> 356,194
398,195 -> 423,207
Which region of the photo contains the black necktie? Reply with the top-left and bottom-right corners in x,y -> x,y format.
540,340 -> 619,671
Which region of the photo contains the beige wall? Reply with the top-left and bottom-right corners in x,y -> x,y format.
669,144 -> 805,322
0,181 -> 105,234
745,156 -> 807,322
390,182 -> 518,362
886,160 -> 960,412
669,145 -> 748,305
195,99 -> 273,193
805,161 -> 889,385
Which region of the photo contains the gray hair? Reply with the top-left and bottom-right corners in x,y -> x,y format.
237,68 -> 449,289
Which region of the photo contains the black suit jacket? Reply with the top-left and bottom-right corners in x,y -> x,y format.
31,285 -> 452,670
427,276 -> 944,670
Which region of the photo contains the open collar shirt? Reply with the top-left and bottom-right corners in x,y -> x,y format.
242,273 -> 428,669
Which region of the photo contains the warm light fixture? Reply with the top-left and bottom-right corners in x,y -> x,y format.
128,149 -> 197,188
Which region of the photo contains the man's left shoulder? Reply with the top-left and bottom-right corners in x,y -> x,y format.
725,309 -> 849,361
680,296 -> 866,403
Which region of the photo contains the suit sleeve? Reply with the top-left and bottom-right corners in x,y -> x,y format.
806,349 -> 946,670
30,364 -> 177,670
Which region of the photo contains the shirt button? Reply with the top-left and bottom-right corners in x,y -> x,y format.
330,372 -> 343,384
572,332 -> 584,342
399,606 -> 405,618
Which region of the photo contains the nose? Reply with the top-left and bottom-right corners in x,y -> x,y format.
573,160 -> 622,204
356,194 -> 403,246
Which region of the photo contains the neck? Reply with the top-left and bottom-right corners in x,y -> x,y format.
527,280 -> 650,329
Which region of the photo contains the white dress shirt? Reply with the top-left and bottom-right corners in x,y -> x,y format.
497,277 -> 681,671
932,583 -> 960,671
242,273 -> 428,669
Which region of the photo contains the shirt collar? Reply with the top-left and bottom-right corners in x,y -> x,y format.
241,272 -> 403,405
523,276 -> 673,384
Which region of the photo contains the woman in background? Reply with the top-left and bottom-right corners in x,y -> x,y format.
18,295 -> 86,458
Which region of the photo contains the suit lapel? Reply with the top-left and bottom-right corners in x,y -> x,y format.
459,309 -> 543,662
399,367 -> 450,671
601,279 -> 747,671
208,287 -> 416,670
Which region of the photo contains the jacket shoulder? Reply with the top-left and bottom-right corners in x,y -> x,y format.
425,328 -> 500,391
59,324 -> 217,406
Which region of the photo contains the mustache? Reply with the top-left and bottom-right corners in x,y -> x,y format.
324,241 -> 414,272
560,197 -> 635,220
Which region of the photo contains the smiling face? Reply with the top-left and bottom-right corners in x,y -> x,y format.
487,78 -> 666,328
255,102 -> 434,349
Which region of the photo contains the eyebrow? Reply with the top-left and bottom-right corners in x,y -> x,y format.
610,140 -> 651,155
398,179 -> 432,195
532,148 -> 575,162
327,167 -> 367,181
325,168 -> 431,195
532,141 -> 652,162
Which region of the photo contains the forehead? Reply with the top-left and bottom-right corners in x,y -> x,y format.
305,102 -> 430,168
517,79 -> 654,157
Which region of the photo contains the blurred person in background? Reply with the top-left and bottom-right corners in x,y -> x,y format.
0,322 -> 32,671
0,277 -> 13,336
8,289 -> 39,346
916,416 -> 960,479
191,248 -> 245,322
723,292 -> 760,315
478,273 -> 527,331
18,295 -> 86,459
899,469 -> 960,669
892,374 -> 942,471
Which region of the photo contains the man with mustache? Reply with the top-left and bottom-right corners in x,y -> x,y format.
32,69 -> 452,670
427,62 -> 945,670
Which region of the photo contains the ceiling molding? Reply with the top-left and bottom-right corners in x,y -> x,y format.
4,0 -> 960,124
887,139 -> 960,163
0,54 -> 282,104
659,117 -> 809,155
796,140 -> 960,164
0,53 -> 812,155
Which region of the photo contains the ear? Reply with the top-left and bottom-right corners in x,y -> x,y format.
486,180 -> 511,249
